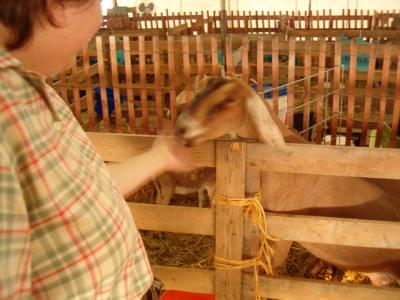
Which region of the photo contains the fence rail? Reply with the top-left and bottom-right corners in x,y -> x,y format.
102,9 -> 400,34
88,133 -> 400,299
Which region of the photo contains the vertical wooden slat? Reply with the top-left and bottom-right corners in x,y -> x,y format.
272,37 -> 279,115
345,38 -> 357,146
96,36 -> 110,132
360,43 -> 377,146
71,61 -> 81,124
82,47 -> 95,131
244,11 -> 249,32
287,37 -> 296,129
243,169 -> 261,264
241,35 -> 249,83
255,11 -> 259,33
347,9 -> 351,29
153,36 -> 163,130
109,36 -> 123,133
196,35 -> 205,79
139,35 -> 149,134
256,36 -> 264,99
211,35 -> 219,76
123,36 -> 136,134
315,39 -> 326,144
389,52 -> 400,148
303,39 -> 311,138
182,36 -> 192,104
206,11 -> 211,34
168,36 -> 177,126
225,35 -> 233,76
215,141 -> 246,300
375,43 -> 392,147
331,40 -> 341,144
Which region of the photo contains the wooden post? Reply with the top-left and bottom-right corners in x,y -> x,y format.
220,0 -> 227,68
345,38 -> 357,146
109,36 -> 123,133
272,37 -> 279,115
215,141 -> 246,300
153,36 -> 163,131
287,37 -> 296,129
303,39 -> 311,138
167,36 -> 177,126
375,43 -> 392,147
330,40 -> 341,145
123,36 -> 136,134
96,36 -> 110,132
389,51 -> 400,148
182,36 -> 192,105
138,35 -> 149,134
360,43 -> 377,146
315,39 -> 326,144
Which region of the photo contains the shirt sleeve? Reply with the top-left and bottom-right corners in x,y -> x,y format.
0,140 -> 31,299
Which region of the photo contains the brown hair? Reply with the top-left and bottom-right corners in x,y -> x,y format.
0,0 -> 93,50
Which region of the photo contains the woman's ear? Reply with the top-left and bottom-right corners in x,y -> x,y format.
45,0 -> 68,26
245,91 -> 285,147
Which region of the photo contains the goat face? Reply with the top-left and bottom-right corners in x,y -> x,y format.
175,77 -> 250,146
176,76 -> 286,148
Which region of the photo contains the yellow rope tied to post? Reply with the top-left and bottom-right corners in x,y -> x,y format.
213,192 -> 276,300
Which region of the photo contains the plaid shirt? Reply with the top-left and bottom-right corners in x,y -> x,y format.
0,50 -> 152,299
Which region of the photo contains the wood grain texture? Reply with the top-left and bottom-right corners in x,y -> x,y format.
242,273 -> 400,300
215,141 -> 246,300
247,143 -> 400,180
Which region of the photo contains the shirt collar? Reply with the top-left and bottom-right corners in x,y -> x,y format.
0,48 -> 21,69
0,48 -> 59,121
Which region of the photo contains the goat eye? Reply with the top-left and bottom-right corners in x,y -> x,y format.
209,102 -> 225,114
208,98 -> 235,115
223,98 -> 235,104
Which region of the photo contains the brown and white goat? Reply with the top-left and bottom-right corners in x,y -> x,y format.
155,75 -> 218,208
175,76 -> 400,286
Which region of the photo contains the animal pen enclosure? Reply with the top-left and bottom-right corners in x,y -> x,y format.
48,9 -> 400,299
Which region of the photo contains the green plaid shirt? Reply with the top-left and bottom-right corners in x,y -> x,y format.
0,50 -> 152,299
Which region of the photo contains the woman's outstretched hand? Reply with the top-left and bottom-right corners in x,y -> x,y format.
150,135 -> 196,173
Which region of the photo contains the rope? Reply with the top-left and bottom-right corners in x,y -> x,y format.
213,192 -> 276,300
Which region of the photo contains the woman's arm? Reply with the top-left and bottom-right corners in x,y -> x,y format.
106,136 -> 194,197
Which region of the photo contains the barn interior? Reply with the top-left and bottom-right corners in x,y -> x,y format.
47,1 -> 400,299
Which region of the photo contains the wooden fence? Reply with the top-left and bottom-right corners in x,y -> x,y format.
102,9 -> 400,36
49,34 -> 400,148
88,133 -> 400,299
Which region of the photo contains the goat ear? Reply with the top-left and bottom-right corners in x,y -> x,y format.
193,75 -> 201,91
245,92 -> 285,147
198,75 -> 210,90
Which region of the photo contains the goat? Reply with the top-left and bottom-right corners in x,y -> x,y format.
175,76 -> 400,286
154,76 -> 220,208
155,168 -> 215,208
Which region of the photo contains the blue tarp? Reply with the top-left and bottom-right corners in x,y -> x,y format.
340,35 -> 369,71
250,83 -> 287,98
93,87 -> 126,116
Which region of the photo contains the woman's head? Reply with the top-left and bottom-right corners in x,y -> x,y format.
0,0 -> 101,50
0,0 -> 102,76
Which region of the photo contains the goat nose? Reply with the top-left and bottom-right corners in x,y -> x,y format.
176,126 -> 187,137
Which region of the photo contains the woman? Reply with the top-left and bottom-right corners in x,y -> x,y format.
0,1 -> 193,298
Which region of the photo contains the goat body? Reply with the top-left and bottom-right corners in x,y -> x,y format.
175,76 -> 400,285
